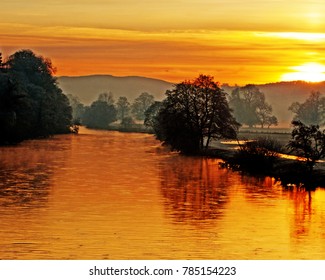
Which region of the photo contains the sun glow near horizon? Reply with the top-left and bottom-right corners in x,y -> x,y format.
281,62 -> 325,83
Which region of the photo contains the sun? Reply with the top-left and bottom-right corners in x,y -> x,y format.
281,62 -> 325,82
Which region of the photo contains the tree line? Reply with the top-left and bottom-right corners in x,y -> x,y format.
68,91 -> 156,130
228,86 -> 325,128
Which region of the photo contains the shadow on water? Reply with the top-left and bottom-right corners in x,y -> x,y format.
228,167 -> 325,246
239,175 -> 284,204
282,185 -> 325,246
159,156 -> 231,225
269,157 -> 325,189
159,153 -> 325,245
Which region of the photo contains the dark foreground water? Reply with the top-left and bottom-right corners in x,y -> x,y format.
0,128 -> 325,259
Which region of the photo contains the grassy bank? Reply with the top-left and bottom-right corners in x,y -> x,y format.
201,144 -> 325,189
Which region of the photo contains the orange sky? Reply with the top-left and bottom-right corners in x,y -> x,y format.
1,0 -> 325,84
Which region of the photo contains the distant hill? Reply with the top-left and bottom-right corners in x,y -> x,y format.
223,81 -> 325,127
57,75 -> 173,104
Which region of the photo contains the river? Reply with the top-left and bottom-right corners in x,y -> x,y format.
0,127 -> 325,259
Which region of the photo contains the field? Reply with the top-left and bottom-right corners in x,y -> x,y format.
211,127 -> 325,180
238,127 -> 292,146
211,127 -> 292,150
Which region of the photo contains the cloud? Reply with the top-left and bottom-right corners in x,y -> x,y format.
1,19 -> 325,84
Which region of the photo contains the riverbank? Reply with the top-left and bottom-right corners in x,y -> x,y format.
199,146 -> 325,188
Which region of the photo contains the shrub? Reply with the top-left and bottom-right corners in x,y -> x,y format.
233,137 -> 283,172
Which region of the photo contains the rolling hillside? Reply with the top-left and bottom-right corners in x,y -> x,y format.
57,75 -> 173,104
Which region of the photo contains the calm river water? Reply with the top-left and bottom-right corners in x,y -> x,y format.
0,127 -> 325,259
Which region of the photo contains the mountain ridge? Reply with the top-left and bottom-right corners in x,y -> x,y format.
57,74 -> 173,105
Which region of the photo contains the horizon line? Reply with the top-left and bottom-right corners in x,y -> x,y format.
56,74 -> 325,87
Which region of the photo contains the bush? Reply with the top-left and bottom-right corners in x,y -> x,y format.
233,137 -> 283,172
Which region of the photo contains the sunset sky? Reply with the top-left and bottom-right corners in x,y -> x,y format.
1,0 -> 325,84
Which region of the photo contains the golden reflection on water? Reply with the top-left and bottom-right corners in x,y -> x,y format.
160,156 -> 229,224
0,128 -> 325,259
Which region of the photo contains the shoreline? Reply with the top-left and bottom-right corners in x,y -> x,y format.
198,147 -> 325,188
82,126 -> 325,188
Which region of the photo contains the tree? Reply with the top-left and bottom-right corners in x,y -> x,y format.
120,116 -> 135,129
153,75 -> 239,154
131,92 -> 154,120
266,115 -> 278,128
0,49 -> 72,144
229,85 -> 277,128
98,92 -> 114,105
82,94 -> 117,129
289,91 -> 325,125
67,94 -> 85,124
0,75 -> 25,143
287,120 -> 325,173
144,101 -> 161,128
256,102 -> 273,128
116,96 -> 130,121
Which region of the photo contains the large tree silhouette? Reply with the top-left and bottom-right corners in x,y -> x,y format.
153,75 -> 239,154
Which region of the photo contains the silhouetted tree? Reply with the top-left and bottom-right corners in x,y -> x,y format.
0,49 -> 72,144
131,92 -> 154,120
82,94 -> 117,129
229,85 -> 277,128
153,75 -> 239,154
289,91 -> 325,126
287,120 -> 325,173
116,96 -> 130,121
144,101 -> 161,128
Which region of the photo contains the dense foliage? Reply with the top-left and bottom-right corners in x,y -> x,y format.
152,75 -> 239,154
82,93 -> 117,129
144,101 -> 161,128
0,50 -> 72,144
